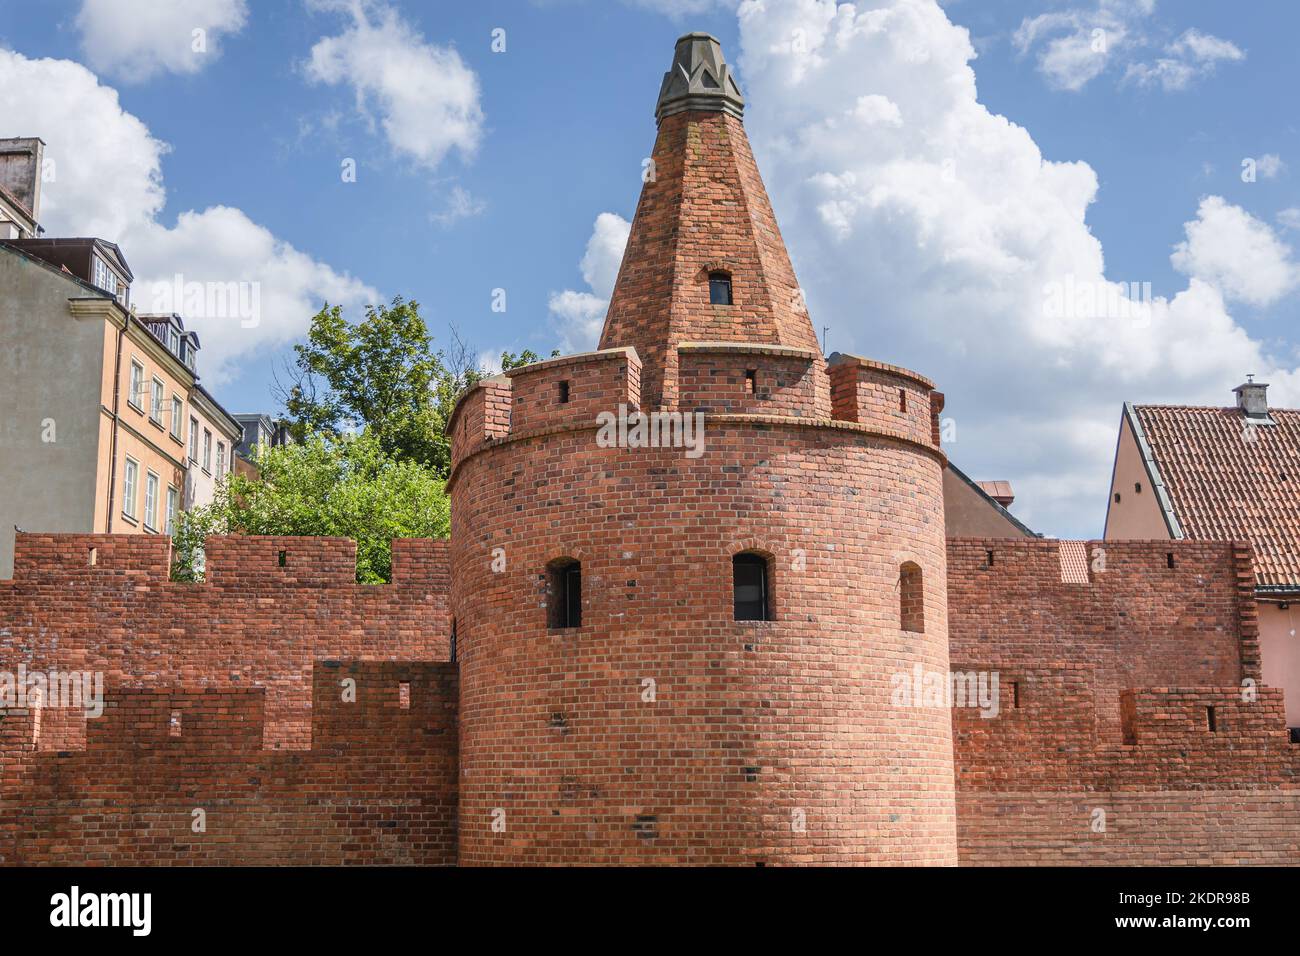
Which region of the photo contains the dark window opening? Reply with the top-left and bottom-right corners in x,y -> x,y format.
899,388 -> 908,412
548,559 -> 582,629
1134,482 -> 1142,493
558,380 -> 570,404
733,552 -> 770,621
278,550 -> 287,567
1206,705 -> 1218,733
899,561 -> 924,633
985,549 -> 995,567
1166,552 -> 1175,569
1289,727 -> 1300,745
1011,681 -> 1021,709
1114,492 -> 1122,503
709,272 -> 733,306
744,369 -> 756,394
449,618 -> 458,663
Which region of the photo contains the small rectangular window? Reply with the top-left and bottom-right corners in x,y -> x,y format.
558,380 -> 570,403
733,553 -> 769,621
144,471 -> 159,530
169,710 -> 182,738
165,486 -> 178,536
548,560 -> 582,629
744,370 -> 756,394
203,429 -> 212,472
171,396 -> 184,438
128,361 -> 144,409
709,272 -> 733,306
150,378 -> 164,422
122,457 -> 138,519
1206,705 -> 1217,733
398,682 -> 411,710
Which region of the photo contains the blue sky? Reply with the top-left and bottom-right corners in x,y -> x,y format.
2,0 -> 1298,537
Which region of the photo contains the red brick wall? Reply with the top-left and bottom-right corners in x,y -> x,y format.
0,661 -> 458,865
0,534 -> 457,865
599,110 -> 822,408
1,533 -> 451,748
948,537 -> 1300,865
450,375 -> 956,863
677,347 -> 822,418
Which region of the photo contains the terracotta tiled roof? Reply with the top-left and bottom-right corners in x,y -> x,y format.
1134,404 -> 1300,589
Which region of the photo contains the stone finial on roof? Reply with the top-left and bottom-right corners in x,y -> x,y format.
655,32 -> 745,124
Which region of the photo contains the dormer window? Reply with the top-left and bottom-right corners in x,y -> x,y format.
92,256 -> 117,297
709,272 -> 733,306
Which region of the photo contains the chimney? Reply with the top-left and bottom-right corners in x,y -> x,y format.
977,481 -> 1016,509
0,137 -> 44,236
1233,375 -> 1272,423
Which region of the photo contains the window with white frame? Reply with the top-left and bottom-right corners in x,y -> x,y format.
165,485 -> 178,536
202,429 -> 212,473
150,378 -> 164,423
122,457 -> 139,519
189,417 -> 199,462
216,441 -> 226,476
171,396 -> 184,439
92,256 -> 118,297
128,361 -> 144,410
144,471 -> 159,530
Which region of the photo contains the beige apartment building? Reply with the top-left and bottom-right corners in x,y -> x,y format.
0,137 -> 241,577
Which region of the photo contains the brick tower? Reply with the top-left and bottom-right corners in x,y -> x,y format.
449,33 -> 958,864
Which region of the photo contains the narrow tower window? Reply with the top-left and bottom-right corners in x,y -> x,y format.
558,380 -> 570,404
744,370 -> 756,394
709,272 -> 733,306
900,561 -> 924,633
733,552 -> 770,621
548,558 -> 582,629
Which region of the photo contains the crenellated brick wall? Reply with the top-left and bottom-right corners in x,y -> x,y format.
0,661 -> 458,865
0,533 -> 451,748
0,533 -> 458,866
948,537 -> 1300,865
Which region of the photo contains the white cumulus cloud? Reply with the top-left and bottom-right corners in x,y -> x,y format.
75,0 -> 249,82
1014,2 -> 1242,93
1171,196 -> 1298,307
701,0 -> 1297,536
548,212 -> 631,353
0,48 -> 376,384
304,0 -> 483,172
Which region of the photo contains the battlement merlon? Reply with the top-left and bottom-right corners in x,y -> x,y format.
447,347 -> 642,466
7,533 -> 450,589
827,351 -> 940,448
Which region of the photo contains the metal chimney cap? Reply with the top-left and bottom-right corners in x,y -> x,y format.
655,32 -> 745,124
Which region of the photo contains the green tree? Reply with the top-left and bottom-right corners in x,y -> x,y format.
279,296 -> 559,477
280,296 -> 448,472
172,432 -> 450,584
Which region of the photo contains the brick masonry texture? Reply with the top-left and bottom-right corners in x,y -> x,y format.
948,537 -> 1300,865
0,534 -> 457,865
599,109 -> 824,410
5,34 -> 1300,866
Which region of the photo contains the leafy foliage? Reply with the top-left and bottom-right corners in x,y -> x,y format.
278,296 -> 557,477
172,432 -> 450,584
